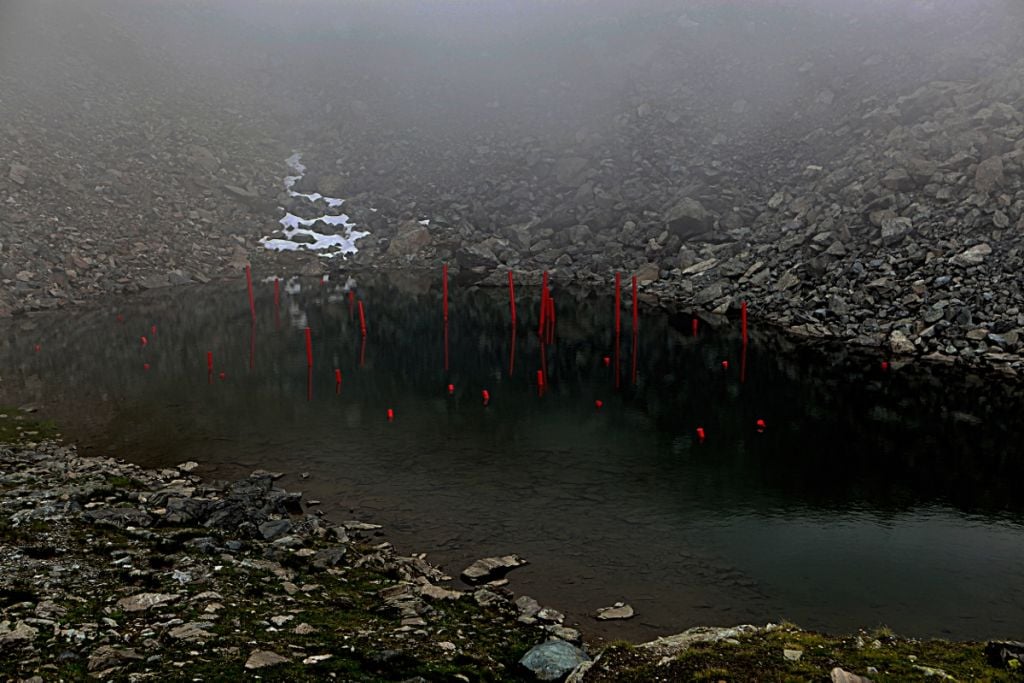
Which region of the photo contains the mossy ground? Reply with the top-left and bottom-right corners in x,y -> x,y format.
582,624 -> 1024,682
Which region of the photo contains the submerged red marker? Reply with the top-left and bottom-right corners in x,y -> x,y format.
447,383 -> 455,395
602,356 -> 611,367
482,389 -> 490,405
721,360 -> 729,370
696,427 -> 706,442
881,360 -> 890,372
756,418 -> 767,432
207,352 -> 213,371
387,408 -> 395,421
335,369 -> 342,394
151,325 -> 157,336
595,399 -> 604,409
692,318 -> 699,337
219,371 -> 226,381
305,327 -> 313,368
33,344 -> 41,353
140,336 -> 148,347
143,363 -> 151,371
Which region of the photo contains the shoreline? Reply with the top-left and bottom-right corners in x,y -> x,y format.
2,413 -> 1022,681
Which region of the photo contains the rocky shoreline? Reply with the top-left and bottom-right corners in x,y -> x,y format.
2,413 -> 1023,682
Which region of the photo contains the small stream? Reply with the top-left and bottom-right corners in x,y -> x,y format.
2,272 -> 1024,642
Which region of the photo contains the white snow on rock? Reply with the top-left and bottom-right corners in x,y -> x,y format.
260,153 -> 369,258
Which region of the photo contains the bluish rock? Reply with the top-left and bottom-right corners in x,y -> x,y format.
519,639 -> 590,681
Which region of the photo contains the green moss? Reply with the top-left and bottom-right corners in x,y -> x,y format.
0,408 -> 59,443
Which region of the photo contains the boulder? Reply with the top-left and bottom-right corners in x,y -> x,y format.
519,639 -> 590,681
975,156 -> 1005,193
387,220 -> 432,258
665,198 -> 714,239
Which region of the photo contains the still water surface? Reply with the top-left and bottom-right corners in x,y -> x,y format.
2,272 -> 1023,641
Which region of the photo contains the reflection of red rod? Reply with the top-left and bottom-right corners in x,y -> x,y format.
335,368 -> 342,394
358,301 -> 367,337
632,275 -> 639,332
305,327 -> 313,367
741,300 -> 749,344
508,326 -> 517,376
245,265 -> 256,322
614,272 -> 621,389
692,318 -> 699,337
444,320 -> 449,371
359,335 -> 366,368
546,296 -> 556,344
207,351 -> 213,371
508,271 -> 517,326
442,263 -> 449,322
273,278 -> 281,329
307,366 -> 312,402
740,341 -> 748,384
348,290 -> 355,318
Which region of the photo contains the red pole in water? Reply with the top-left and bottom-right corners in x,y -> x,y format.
335,369 -> 342,394
741,300 -> 748,345
696,427 -> 706,442
305,327 -> 313,368
207,351 -> 213,384
442,263 -> 449,322
245,265 -> 256,322
273,278 -> 281,329
508,271 -> 517,326
482,389 -> 490,405
387,408 -> 394,421
536,369 -> 545,393
348,289 -> 356,318
358,301 -> 367,337
539,272 -> 549,337
692,318 -> 699,337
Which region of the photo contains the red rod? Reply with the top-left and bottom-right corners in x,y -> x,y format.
245,265 -> 256,322
273,278 -> 281,329
249,321 -> 256,370
358,301 -> 367,337
207,351 -> 213,371
546,296 -> 556,344
692,318 -> 699,337
508,271 -> 517,326
741,300 -> 749,345
335,368 -> 342,394
348,290 -> 356,318
305,327 -> 313,368
539,272 -> 549,337
442,263 -> 449,322
632,275 -> 639,332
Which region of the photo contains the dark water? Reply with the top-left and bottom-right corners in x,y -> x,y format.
3,271 -> 1024,642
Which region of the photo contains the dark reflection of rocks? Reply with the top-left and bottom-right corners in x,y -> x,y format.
1,272 -> 1024,640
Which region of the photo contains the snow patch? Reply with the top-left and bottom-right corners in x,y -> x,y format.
260,152 -> 369,258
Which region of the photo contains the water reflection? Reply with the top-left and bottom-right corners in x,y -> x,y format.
1,271 -> 1024,640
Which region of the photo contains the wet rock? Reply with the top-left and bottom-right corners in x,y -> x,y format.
461,554 -> 528,584
245,650 -> 290,669
519,639 -> 590,681
595,602 -> 634,620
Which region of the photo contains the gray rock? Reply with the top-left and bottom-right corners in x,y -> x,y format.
950,243 -> 992,267
245,650 -> 290,669
880,216 -> 912,245
116,592 -> 180,613
259,519 -> 293,540
0,620 -> 38,645
975,156 -> 1005,193
665,198 -> 714,239
461,554 -> 528,584
519,639 -> 590,681
595,602 -> 634,620
889,330 -> 916,355
831,667 -> 873,683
